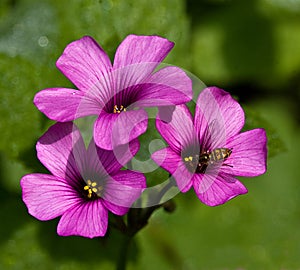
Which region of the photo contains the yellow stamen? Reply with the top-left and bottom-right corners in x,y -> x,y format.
113,105 -> 126,114
84,179 -> 102,199
184,156 -> 193,162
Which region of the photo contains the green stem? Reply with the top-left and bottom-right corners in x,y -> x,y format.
115,174 -> 176,269
116,233 -> 132,270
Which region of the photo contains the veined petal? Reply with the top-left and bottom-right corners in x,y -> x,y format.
193,173 -> 248,206
113,35 -> 174,69
134,66 -> 193,107
57,199 -> 108,238
112,62 -> 158,98
102,171 -> 146,209
36,122 -> 85,181
21,173 -> 79,220
151,147 -> 193,192
34,88 -> 100,122
85,139 -> 140,176
56,36 -> 113,93
222,128 -> 267,177
94,110 -> 148,150
194,87 -> 245,149
156,105 -> 196,154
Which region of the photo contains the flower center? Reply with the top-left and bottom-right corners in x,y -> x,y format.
183,148 -> 232,173
113,105 -> 127,114
83,179 -> 103,199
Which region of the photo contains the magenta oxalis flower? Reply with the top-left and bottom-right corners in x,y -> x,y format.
34,35 -> 192,150
20,122 -> 146,238
152,87 -> 267,206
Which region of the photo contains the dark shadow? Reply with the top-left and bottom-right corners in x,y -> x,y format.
0,153 -> 30,244
221,0 -> 275,92
223,81 -> 268,103
37,220 -> 139,266
286,70 -> 300,125
186,0 -> 230,26
18,142 -> 49,174
0,192 -> 30,244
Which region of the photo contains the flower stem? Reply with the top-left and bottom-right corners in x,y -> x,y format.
115,174 -> 176,269
116,233 -> 132,270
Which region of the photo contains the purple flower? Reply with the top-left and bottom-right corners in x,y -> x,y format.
152,87 -> 267,206
34,35 -> 192,150
20,122 -> 146,238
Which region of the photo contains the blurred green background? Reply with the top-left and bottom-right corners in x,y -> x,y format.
0,0 -> 300,269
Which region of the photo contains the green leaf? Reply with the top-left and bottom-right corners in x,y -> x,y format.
0,55 -> 41,158
0,1 -> 59,64
53,0 -> 191,68
0,0 -> 65,158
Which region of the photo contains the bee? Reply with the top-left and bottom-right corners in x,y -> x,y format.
197,148 -> 232,173
183,120 -> 233,173
183,148 -> 232,173
207,148 -> 232,163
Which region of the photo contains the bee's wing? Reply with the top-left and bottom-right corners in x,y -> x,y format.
201,118 -> 227,151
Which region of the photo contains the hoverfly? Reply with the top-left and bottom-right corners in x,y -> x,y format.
183,119 -> 233,173
196,147 -> 232,173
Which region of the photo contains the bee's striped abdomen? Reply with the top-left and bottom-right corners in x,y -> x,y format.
209,148 -> 232,162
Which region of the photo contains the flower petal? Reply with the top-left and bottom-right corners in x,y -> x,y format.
21,173 -> 79,220
57,199 -> 108,238
113,35 -> 174,69
194,87 -> 245,149
56,36 -> 112,93
134,66 -> 192,107
151,147 -> 193,192
222,128 -> 267,177
157,106 -> 176,123
193,173 -> 248,206
112,46 -> 178,104
112,62 -> 158,99
156,105 -> 196,154
85,139 -> 140,176
94,109 -> 148,150
36,122 -> 85,181
34,88 -> 100,122
102,171 -> 146,210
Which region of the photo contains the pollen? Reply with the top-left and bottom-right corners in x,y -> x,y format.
113,105 -> 127,114
184,156 -> 193,162
83,179 -> 101,199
